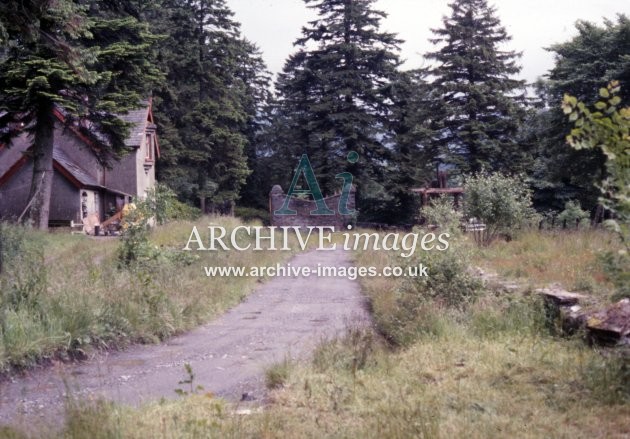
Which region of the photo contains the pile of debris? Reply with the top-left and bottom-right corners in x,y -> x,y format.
539,286 -> 630,347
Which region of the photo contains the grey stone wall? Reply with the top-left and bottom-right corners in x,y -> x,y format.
269,185 -> 356,230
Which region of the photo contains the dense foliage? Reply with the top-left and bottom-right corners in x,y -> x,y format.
150,0 -> 270,213
426,0 -> 529,175
0,0 -> 161,229
0,0 -> 628,228
464,172 -> 539,245
563,81 -> 629,299
528,15 -> 630,214
260,0 -> 403,222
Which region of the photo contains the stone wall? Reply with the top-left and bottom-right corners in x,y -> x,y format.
269,185 -> 355,230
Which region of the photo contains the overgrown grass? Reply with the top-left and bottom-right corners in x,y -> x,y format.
0,216 -> 295,372
33,297 -> 629,439
474,228 -> 621,299
265,358 -> 294,390
4,228 -> 629,438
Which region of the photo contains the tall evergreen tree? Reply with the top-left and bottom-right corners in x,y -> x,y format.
151,0 -> 269,213
426,0 -> 528,175
0,0 -> 161,229
528,15 -> 630,214
271,0 -> 402,219
388,69 -> 438,223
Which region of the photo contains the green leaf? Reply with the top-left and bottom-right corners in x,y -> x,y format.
600,88 -> 610,99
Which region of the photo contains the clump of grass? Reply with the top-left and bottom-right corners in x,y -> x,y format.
312,326 -> 385,375
581,353 -> 630,405
469,294 -> 550,338
265,357 -> 293,390
0,426 -> 28,439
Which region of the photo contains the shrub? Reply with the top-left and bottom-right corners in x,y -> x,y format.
464,172 -> 539,245
375,235 -> 482,346
557,200 -> 590,229
419,195 -> 463,235
144,183 -> 201,225
117,202 -> 155,267
234,206 -> 269,225
118,185 -> 200,267
265,358 -> 293,389
407,237 -> 481,309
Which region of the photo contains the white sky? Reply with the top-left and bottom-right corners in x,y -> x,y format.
228,0 -> 630,84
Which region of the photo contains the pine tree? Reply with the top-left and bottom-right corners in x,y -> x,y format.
0,0 -> 161,229
386,69 -> 438,223
271,0 -> 402,219
426,0 -> 528,175
529,15 -> 630,214
151,0 -> 269,213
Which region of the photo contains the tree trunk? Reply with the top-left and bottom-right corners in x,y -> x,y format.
0,223 -> 3,274
27,102 -> 55,230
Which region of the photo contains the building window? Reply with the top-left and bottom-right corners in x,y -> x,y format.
81,191 -> 88,218
145,133 -> 154,162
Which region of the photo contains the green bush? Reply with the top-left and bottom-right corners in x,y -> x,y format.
144,183 -> 201,225
117,202 -> 155,267
557,200 -> 590,229
118,185 -> 200,267
464,172 -> 539,246
408,238 -> 481,309
420,195 -> 463,234
378,235 -> 482,346
234,206 -> 269,224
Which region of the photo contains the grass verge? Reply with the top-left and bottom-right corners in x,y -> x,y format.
0,216 -> 295,372
473,229 -> 621,299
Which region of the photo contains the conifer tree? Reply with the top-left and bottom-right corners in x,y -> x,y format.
272,0 -> 402,219
385,69 -> 438,223
151,0 -> 269,213
426,0 -> 528,175
528,15 -> 630,213
0,0 -> 161,229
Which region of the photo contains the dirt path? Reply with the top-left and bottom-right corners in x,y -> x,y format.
0,249 -> 370,432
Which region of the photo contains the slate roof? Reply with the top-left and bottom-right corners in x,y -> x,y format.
120,105 -> 150,148
53,148 -> 100,187
52,148 -> 132,196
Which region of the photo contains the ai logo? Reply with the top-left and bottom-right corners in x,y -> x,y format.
274,152 -> 358,216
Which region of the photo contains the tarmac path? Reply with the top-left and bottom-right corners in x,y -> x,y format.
0,249 -> 370,432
